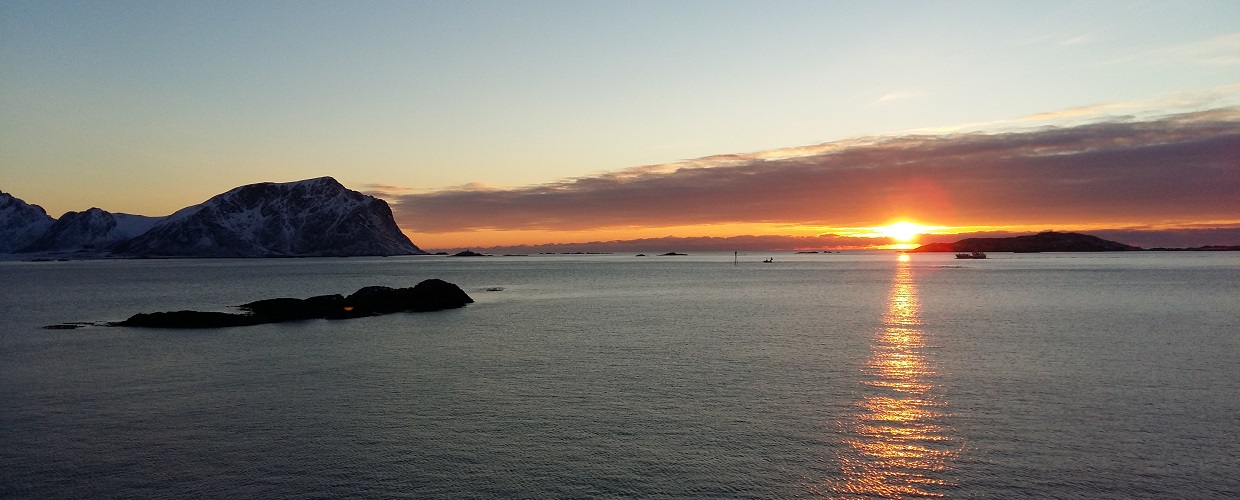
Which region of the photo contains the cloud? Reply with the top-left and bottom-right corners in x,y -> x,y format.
1115,33 -> 1240,67
1059,34 -> 1095,46
1090,227 -> 1240,248
919,85 -> 1240,134
363,183 -> 421,194
1020,102 -> 1132,122
367,181 -> 499,196
1160,33 -> 1240,66
376,108 -> 1240,237
867,89 -> 931,107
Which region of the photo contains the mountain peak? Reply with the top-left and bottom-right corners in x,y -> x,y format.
297,176 -> 342,186
114,177 -> 423,257
1,191 -> 56,252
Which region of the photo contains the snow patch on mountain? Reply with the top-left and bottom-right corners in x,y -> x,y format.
114,213 -> 164,238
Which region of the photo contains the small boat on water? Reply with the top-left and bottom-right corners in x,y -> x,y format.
955,251 -> 987,259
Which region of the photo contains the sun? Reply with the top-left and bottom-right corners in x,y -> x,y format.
876,222 -> 926,242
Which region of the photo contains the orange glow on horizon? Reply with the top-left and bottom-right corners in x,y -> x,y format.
403,223 -> 808,249
876,222 -> 927,242
407,221 -> 955,250
402,218 -> 1240,251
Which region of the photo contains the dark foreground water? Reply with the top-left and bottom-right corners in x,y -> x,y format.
2,252 -> 1238,499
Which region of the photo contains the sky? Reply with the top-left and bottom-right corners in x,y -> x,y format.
2,1 -> 1239,250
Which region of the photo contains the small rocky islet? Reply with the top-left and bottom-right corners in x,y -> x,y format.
104,279 -> 473,329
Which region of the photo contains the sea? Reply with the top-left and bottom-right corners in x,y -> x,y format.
1,251 -> 1237,499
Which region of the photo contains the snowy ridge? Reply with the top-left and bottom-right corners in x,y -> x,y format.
113,213 -> 164,238
1,191 -> 55,252
21,208 -> 163,253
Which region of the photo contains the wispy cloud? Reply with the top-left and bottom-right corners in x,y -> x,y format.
363,183 -> 422,194
1113,32 -> 1240,67
1159,33 -> 1240,66
910,85 -> 1240,134
1019,102 -> 1132,122
867,89 -> 931,107
1059,33 -> 1095,46
1015,32 -> 1096,47
373,108 -> 1240,239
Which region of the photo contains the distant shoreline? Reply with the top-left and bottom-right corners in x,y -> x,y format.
5,246 -> 1239,263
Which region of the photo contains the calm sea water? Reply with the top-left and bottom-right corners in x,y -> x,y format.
1,252 -> 1237,499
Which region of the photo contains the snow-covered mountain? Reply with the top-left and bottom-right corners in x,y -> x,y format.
2,178 -> 423,258
1,191 -> 55,252
113,177 -> 423,257
20,208 -> 163,253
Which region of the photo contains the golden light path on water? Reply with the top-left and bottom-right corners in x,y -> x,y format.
827,253 -> 957,498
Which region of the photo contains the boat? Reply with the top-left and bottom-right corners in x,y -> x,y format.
955,251 -> 987,259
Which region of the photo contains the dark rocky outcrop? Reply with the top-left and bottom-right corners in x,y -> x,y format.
910,231 -> 1139,253
113,279 -> 472,328
115,310 -> 265,328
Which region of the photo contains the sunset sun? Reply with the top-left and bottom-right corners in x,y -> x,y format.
877,222 -> 927,242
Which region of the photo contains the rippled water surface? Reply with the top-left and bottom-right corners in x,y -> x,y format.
2,252 -> 1238,498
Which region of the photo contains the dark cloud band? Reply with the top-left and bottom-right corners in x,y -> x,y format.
373,109 -> 1240,234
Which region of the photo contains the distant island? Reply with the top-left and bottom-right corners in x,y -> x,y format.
1146,245 -> 1240,251
910,231 -> 1139,253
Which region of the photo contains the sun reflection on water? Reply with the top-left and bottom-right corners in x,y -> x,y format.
824,254 -> 956,498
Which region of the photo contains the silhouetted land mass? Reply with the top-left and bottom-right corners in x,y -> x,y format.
911,231 -> 1139,253
109,279 -> 472,328
1147,245 -> 1240,251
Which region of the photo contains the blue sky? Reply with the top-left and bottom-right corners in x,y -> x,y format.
2,1 -> 1239,248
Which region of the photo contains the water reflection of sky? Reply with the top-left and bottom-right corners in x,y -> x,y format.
826,255 -> 956,498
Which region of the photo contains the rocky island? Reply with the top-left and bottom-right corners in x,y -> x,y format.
110,279 -> 472,328
910,231 -> 1139,253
